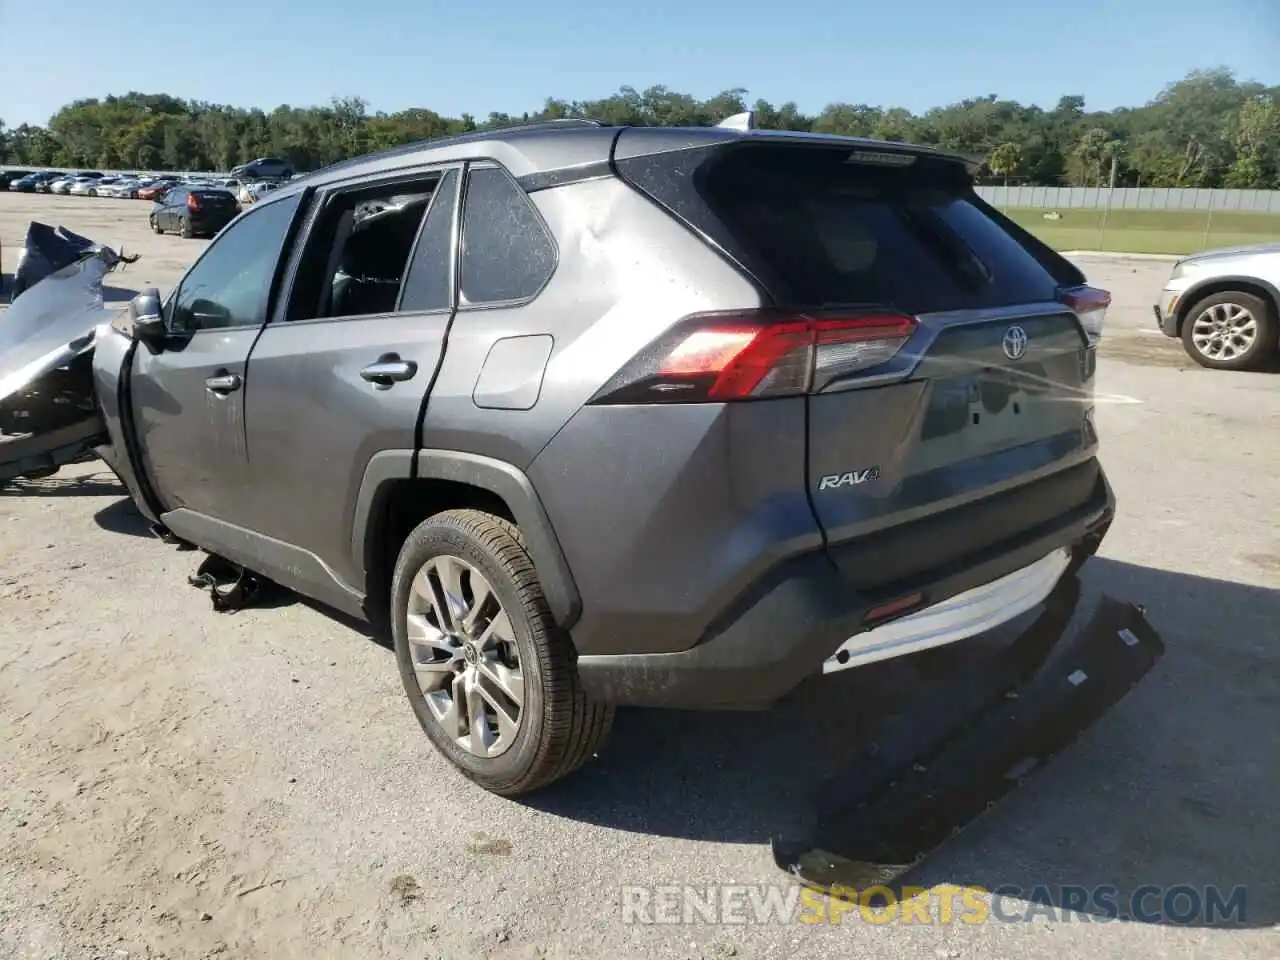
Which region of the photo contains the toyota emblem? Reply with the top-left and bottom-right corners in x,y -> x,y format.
1002,325 -> 1029,361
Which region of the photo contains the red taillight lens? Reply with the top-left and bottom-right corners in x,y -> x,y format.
1059,284 -> 1111,344
590,310 -> 918,404
187,194 -> 201,211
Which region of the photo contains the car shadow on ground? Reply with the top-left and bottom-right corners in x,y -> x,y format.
92,495 -> 153,535
522,557 -> 1280,929
3,470 -> 122,498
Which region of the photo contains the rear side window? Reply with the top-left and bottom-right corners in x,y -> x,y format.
623,143 -> 1073,315
459,166 -> 556,305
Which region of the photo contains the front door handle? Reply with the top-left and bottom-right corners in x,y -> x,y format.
360,357 -> 418,389
205,372 -> 242,394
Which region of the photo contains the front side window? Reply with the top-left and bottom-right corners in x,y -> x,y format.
170,192 -> 301,334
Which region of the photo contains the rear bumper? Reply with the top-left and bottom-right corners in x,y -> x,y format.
188,214 -> 235,234
576,468 -> 1116,709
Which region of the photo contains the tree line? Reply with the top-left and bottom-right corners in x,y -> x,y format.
2,67 -> 1278,189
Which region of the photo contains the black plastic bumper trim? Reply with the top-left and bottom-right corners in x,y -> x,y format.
576,491 -> 1115,710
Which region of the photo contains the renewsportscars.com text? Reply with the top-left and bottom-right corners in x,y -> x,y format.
620,883 -> 1247,926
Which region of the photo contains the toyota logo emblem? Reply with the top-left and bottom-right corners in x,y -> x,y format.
1002,325 -> 1029,361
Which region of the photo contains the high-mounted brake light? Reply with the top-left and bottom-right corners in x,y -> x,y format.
1059,284 -> 1111,345
589,310 -> 918,405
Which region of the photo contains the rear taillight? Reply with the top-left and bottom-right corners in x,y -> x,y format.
589,309 -> 918,404
1059,285 -> 1111,345
187,194 -> 201,211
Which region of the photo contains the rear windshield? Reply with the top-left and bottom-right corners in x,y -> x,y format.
621,142 -> 1080,314
194,189 -> 235,201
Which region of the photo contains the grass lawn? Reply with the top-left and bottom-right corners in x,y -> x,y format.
999,207 -> 1280,256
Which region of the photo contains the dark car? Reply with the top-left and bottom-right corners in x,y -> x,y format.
229,156 -> 294,180
0,170 -> 34,189
37,118 -> 1115,797
149,185 -> 239,238
9,172 -> 61,192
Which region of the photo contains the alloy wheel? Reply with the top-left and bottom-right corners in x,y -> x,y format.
1190,302 -> 1258,362
405,555 -> 525,758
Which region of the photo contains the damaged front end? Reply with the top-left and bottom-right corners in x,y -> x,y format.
0,224 -> 138,483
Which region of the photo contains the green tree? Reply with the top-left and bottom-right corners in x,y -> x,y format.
9,69 -> 1276,190
988,142 -> 1022,183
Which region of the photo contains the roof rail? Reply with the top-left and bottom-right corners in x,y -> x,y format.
285,117 -> 616,185
493,117 -> 610,131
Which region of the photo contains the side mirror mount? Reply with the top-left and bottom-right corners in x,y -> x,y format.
129,288 -> 166,344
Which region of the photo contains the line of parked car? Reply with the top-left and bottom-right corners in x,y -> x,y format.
3,163 -> 291,241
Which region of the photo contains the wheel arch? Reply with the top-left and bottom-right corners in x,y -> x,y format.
1174,275 -> 1280,345
353,449 -> 583,631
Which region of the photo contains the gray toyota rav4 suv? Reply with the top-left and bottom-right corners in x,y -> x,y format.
88,118 -> 1116,795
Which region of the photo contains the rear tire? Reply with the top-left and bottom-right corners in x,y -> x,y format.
179,217 -> 192,239
1180,290 -> 1276,371
391,509 -> 614,796
150,214 -> 162,234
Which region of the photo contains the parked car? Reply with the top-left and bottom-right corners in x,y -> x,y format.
1154,243 -> 1280,370
137,180 -> 176,201
48,175 -> 85,195
71,176 -> 120,197
229,156 -> 294,180
34,172 -> 68,193
103,178 -> 145,199
0,170 -> 34,189
238,180 -> 279,204
149,185 -> 239,238
9,172 -> 62,192
18,120 -> 1116,796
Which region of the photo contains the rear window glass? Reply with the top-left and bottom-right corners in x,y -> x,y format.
696,145 -> 1061,314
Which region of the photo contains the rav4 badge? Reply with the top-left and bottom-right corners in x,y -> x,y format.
818,467 -> 882,491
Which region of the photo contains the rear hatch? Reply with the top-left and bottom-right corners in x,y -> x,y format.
615,134 -> 1108,595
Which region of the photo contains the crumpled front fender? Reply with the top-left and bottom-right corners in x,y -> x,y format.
1,227 -> 139,482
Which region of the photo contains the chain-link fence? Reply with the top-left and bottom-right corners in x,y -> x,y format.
976,186 -> 1280,256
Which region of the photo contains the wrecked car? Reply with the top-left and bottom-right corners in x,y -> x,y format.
77,120 -> 1139,804
0,223 -> 137,483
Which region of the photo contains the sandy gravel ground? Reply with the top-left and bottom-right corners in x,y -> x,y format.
1,194 -> 1278,960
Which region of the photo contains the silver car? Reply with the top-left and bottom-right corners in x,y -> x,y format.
1154,243 -> 1280,370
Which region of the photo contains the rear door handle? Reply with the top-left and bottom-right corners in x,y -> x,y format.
205,373 -> 242,394
360,358 -> 418,389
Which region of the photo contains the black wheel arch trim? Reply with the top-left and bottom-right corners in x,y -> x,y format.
352,449 -> 582,629
1174,274 -> 1280,341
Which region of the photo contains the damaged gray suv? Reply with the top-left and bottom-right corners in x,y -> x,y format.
11,119 -> 1118,795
